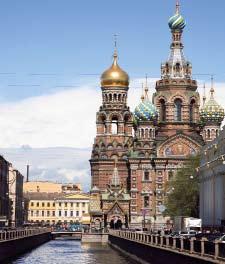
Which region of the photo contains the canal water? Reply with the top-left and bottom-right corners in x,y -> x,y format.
10,239 -> 140,264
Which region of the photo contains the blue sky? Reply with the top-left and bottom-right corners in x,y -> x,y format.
0,0 -> 224,101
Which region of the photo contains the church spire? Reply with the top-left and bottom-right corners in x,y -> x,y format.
203,83 -> 206,106
144,75 -> 149,100
161,1 -> 192,80
210,76 -> 215,99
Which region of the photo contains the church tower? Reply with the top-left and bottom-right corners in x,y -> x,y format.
200,79 -> 224,142
90,43 -> 133,190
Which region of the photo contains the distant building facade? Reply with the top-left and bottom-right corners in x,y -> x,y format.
0,156 -> 10,227
8,165 -> 24,227
199,127 -> 225,230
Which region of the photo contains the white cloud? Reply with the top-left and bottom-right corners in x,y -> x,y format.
0,78 -> 224,148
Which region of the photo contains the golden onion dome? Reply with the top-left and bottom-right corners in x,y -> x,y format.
101,51 -> 129,88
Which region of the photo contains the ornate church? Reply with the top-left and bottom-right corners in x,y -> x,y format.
89,1 -> 225,228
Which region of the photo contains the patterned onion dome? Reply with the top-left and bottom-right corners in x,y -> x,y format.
101,52 -> 129,88
134,100 -> 158,122
200,95 -> 225,124
168,13 -> 186,31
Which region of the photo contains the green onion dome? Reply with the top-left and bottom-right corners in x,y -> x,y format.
168,13 -> 186,31
134,99 -> 158,123
200,95 -> 224,124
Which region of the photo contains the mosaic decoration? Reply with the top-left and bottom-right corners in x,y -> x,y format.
134,100 -> 158,122
200,98 -> 224,124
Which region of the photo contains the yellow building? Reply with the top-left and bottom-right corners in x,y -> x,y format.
24,181 -> 82,193
24,192 -> 90,225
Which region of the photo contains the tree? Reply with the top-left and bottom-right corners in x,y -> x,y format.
164,155 -> 200,218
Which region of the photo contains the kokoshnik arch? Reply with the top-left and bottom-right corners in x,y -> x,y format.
89,1 -> 225,228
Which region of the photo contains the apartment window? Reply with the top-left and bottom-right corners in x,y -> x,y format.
59,211 -> 61,217
47,211 -> 50,217
76,203 -> 79,207
42,211 -> 44,217
76,211 -> 79,217
36,211 -> 39,216
144,171 -> 149,181
31,202 -> 34,207
65,202 -> 68,207
82,202 -> 85,207
47,202 -> 50,207
70,203 -> 73,207
65,211 -> 67,217
144,196 -> 149,208
37,202 -> 39,207
53,203 -> 55,207
82,211 -> 85,214
52,211 -> 55,216
31,210 -> 34,217
42,202 -> 45,207
70,211 -> 73,217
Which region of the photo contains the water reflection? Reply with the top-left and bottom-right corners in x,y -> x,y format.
11,240 -> 140,264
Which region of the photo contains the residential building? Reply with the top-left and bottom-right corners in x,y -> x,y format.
8,164 -> 24,227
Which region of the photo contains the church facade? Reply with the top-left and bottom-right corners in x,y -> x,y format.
89,2 -> 224,228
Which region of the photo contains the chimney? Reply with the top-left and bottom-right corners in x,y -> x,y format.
26,165 -> 30,182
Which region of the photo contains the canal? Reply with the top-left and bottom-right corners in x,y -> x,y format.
9,239 -> 140,264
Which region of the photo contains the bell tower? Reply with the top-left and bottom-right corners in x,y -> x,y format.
90,42 -> 133,190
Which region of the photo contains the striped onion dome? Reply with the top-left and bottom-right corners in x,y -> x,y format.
168,13 -> 186,31
134,99 -> 158,122
200,90 -> 224,124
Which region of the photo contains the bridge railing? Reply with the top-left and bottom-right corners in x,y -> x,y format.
0,228 -> 51,242
109,230 -> 225,261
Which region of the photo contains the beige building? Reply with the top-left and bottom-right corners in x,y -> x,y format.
8,164 -> 24,227
23,181 -> 82,194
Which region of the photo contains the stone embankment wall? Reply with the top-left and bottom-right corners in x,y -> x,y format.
109,235 -> 217,264
81,233 -> 108,243
0,232 -> 51,262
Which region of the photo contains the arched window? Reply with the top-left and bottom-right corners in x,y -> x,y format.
109,94 -> 112,101
113,94 -> 117,101
159,99 -> 166,122
111,116 -> 118,134
207,129 -> 210,139
141,129 -> 144,138
118,94 -> 121,101
174,99 -> 182,121
216,129 -> 219,137
190,99 -> 195,122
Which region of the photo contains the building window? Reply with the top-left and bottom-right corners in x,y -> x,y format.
76,211 -> 79,217
70,211 -> 73,217
144,171 -> 149,181
53,203 -> 55,207
82,211 -> 85,214
59,202 -> 61,207
52,211 -> 55,216
65,202 -> 67,207
42,211 -> 44,217
207,129 -> 210,139
70,203 -> 73,207
47,211 -> 50,217
42,202 -> 45,207
144,196 -> 149,208
47,202 -> 50,207
82,202 -> 85,207
111,116 -> 118,134
190,99 -> 195,122
37,202 -> 39,207
31,202 -> 34,207
65,211 -> 67,217
159,99 -> 166,122
36,211 -> 39,216
174,99 -> 182,121
59,211 -> 61,217
76,203 -> 79,207
31,210 -> 34,217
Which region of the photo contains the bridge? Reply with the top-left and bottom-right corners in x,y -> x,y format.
51,230 -> 82,240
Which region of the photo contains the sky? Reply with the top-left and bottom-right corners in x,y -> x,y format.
0,0 -> 225,190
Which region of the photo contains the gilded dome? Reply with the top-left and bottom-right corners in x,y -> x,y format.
200,89 -> 224,124
101,52 -> 129,88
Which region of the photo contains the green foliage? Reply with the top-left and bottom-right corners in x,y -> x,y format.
164,155 -> 200,218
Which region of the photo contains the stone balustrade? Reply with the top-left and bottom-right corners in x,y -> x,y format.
109,230 -> 225,262
0,228 -> 51,242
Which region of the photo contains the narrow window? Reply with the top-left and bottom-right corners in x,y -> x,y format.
144,196 -> 149,208
190,99 -> 195,122
159,99 -> 166,121
111,117 -> 118,134
174,99 -> 182,121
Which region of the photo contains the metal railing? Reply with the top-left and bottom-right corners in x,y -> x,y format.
109,230 -> 225,262
0,228 -> 51,242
